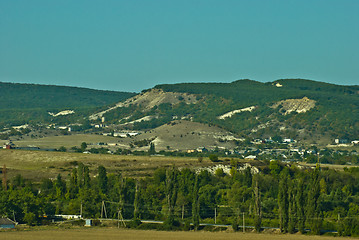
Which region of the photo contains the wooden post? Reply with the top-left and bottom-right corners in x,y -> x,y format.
101,201 -> 107,219
118,210 -> 120,228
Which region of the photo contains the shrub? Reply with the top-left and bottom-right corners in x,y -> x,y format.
209,154 -> 219,162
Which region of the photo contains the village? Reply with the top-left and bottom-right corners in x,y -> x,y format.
2,122 -> 359,166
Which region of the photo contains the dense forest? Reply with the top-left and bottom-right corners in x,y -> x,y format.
1,162 -> 359,236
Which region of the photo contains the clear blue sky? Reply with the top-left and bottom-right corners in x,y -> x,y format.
1,0 -> 358,92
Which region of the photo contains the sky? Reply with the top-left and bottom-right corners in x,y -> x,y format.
1,0 -> 358,92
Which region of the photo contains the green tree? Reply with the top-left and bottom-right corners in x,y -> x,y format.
67,168 -> 79,199
165,168 -> 178,226
278,169 -> 289,233
148,143 -> 156,155
296,176 -> 306,233
81,142 -> 87,152
306,167 -> 322,235
209,154 -> 219,162
133,180 -> 140,220
252,175 -> 261,232
83,166 -> 91,188
192,175 -> 200,230
288,180 -> 297,234
77,163 -> 84,188
58,146 -> 67,152
98,166 -> 108,194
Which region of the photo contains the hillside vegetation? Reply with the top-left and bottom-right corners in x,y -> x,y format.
1,149 -> 359,236
0,82 -> 135,127
99,79 -> 359,143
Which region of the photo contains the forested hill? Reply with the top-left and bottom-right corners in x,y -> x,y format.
0,82 -> 135,127
119,79 -> 358,141
0,82 -> 135,109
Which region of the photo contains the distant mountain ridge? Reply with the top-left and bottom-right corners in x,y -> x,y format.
1,79 -> 358,145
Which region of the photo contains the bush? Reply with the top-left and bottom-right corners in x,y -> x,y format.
58,146 -> 67,152
23,212 -> 37,226
162,218 -> 181,230
209,154 -> 219,162
215,168 -> 225,177
127,219 -> 142,228
232,217 -> 239,231
182,219 -> 191,231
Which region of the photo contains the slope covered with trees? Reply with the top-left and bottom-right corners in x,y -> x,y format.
102,79 -> 359,142
0,82 -> 135,127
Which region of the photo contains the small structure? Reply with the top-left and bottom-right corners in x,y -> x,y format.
85,219 -> 92,227
55,214 -> 81,219
196,147 -> 208,153
0,217 -> 16,229
245,155 -> 257,160
335,139 -> 348,144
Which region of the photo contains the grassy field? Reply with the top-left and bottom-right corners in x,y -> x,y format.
0,148 -> 355,182
9,134 -> 126,149
0,228 -> 356,240
0,149 -> 218,181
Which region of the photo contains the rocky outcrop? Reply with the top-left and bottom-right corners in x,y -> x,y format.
218,106 -> 256,119
272,97 -> 316,115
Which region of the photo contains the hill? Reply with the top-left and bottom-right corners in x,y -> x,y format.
1,79 -> 358,146
0,82 -> 135,127
96,79 -> 359,144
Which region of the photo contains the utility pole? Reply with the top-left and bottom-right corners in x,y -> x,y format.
13,211 -> 16,223
101,201 -> 107,219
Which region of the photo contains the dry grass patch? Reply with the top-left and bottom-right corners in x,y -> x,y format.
0,149 -> 216,180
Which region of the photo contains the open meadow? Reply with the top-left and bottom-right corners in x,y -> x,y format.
0,228 -> 357,240
0,148 -> 352,181
0,149 -> 217,181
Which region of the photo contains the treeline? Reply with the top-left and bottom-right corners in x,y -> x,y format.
1,162 -> 359,235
